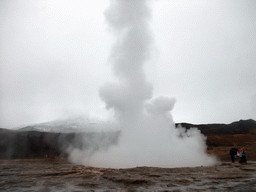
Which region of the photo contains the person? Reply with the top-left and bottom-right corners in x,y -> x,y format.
229,148 -> 238,163
240,147 -> 247,163
237,148 -> 242,162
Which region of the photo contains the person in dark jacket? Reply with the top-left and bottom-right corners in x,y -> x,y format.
230,148 -> 238,163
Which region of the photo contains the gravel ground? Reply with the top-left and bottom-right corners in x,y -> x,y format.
0,160 -> 256,191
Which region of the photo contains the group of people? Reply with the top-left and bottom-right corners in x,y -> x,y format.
229,147 -> 247,163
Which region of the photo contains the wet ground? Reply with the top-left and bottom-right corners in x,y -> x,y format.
0,160 -> 256,191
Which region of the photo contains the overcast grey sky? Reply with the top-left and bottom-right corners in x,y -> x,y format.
1,0 -> 256,128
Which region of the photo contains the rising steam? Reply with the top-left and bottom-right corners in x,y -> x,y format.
69,0 -> 217,168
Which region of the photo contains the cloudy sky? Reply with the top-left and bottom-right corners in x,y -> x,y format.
1,0 -> 256,128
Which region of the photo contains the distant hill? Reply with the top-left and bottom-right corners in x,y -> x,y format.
174,119 -> 256,161
0,128 -> 120,160
15,117 -> 116,133
0,119 -> 255,160
175,119 -> 256,135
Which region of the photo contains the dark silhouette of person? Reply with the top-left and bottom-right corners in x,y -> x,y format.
229,148 -> 238,163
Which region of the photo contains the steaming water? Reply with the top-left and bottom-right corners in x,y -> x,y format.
69,0 -> 217,168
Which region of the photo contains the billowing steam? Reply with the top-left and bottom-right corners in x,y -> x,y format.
69,0 -> 217,168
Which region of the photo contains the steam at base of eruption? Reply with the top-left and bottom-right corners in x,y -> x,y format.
69,0 -> 217,168
85,115 -> 217,168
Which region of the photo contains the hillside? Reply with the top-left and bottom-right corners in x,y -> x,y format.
0,129 -> 120,160
175,119 -> 256,135
0,119 -> 255,161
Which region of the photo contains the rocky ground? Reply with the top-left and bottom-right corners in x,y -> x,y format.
1,159 -> 256,191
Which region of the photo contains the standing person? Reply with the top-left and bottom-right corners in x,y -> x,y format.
229,148 -> 238,163
240,147 -> 247,163
237,148 -> 242,162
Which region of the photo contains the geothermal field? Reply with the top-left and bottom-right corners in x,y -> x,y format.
1,0 -> 256,191
1,119 -> 256,191
0,159 -> 256,191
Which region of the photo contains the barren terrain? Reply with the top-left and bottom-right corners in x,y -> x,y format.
1,159 -> 256,191
1,119 -> 256,191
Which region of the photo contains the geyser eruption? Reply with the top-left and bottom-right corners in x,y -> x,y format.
70,0 -> 217,168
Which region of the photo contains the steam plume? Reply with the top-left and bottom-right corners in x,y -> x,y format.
70,0 -> 217,168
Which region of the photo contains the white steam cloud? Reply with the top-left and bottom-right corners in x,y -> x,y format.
69,0 -> 217,168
